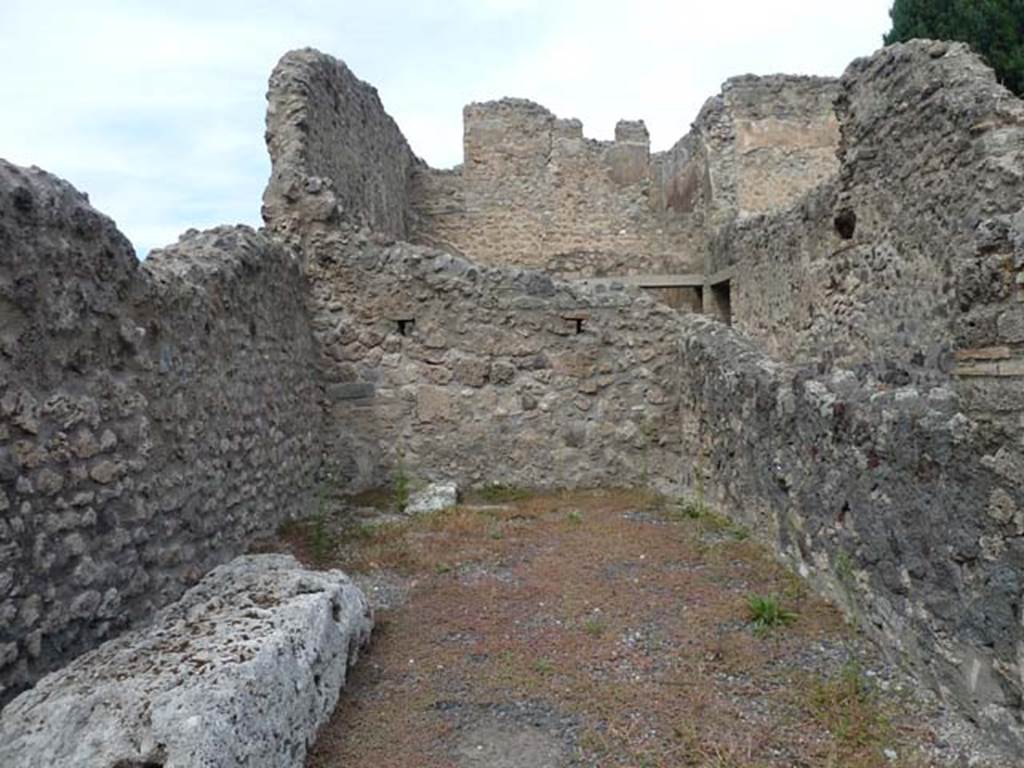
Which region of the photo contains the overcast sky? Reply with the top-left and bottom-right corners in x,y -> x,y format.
1,0 -> 893,255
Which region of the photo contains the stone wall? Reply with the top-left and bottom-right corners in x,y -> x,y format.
410,100 -> 706,277
0,161 -> 323,704
409,77 -> 839,281
687,41 -> 1024,748
304,227 -> 683,494
263,48 -> 422,243
262,48 -> 840,284
707,42 -> 1024,429
677,312 -> 1024,750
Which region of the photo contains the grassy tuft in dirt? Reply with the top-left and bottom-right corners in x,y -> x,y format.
747,594 -> 798,634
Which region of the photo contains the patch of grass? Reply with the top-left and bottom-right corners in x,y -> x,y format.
677,494 -> 712,520
583,615 -> 606,637
532,657 -> 554,675
747,594 -> 797,634
277,516 -> 303,538
475,483 -> 530,503
808,661 -> 896,758
779,568 -> 810,604
671,496 -> 749,541
342,487 -> 394,511
566,509 -> 583,525
833,548 -> 861,612
310,513 -> 333,562
701,510 -> 749,541
577,727 -> 610,758
393,449 -> 410,513
350,522 -> 378,541
307,481 -> 340,563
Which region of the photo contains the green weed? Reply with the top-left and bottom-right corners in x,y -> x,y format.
747,594 -> 797,633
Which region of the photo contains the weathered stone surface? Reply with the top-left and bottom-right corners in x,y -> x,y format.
305,233 -> 682,495
708,41 -> 1024,414
677,310 -> 1024,751
0,555 -> 372,768
406,481 -> 458,515
0,160 -> 323,703
263,47 -> 421,243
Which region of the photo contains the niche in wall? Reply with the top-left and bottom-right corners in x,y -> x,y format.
709,280 -> 732,325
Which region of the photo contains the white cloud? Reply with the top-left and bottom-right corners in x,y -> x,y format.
0,0 -> 893,255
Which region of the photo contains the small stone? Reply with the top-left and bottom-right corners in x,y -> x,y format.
70,430 -> 101,460
0,642 -> 17,667
17,594 -> 41,629
34,469 -> 63,496
64,533 -> 87,557
490,361 -> 517,385
453,356 -> 489,387
987,488 -> 1017,525
405,482 -> 458,515
99,429 -> 118,451
89,460 -> 121,485
70,590 -> 101,619
25,630 -> 42,658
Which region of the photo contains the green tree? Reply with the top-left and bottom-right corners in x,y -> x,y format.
884,0 -> 1024,96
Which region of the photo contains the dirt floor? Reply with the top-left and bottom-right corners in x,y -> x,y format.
261,488 -> 1011,768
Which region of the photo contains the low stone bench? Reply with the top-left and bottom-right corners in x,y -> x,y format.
0,554 -> 372,768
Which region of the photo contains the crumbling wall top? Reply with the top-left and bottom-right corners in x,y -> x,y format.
262,48 -> 422,243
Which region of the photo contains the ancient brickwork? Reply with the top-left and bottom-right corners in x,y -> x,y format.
707,43 -> 1024,433
410,78 -> 838,281
305,227 -> 682,493
263,48 -> 840,283
0,161 -> 323,704
263,48 -> 422,243
677,312 -> 1024,750
410,100 -> 705,277
720,75 -> 840,220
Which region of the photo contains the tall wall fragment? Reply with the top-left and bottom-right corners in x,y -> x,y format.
263,48 -> 422,243
409,78 -> 840,279
0,161 -> 324,705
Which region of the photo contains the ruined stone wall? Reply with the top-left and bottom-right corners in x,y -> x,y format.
263,48 -> 422,243
719,75 -> 840,221
0,161 -> 323,704
303,228 -> 682,494
677,312 -> 1024,750
410,101 -> 706,277
686,41 -> 1024,749
410,77 -> 839,280
708,42 -> 1024,429
263,48 -> 840,283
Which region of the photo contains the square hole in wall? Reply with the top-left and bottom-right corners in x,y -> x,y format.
563,315 -> 587,334
395,318 -> 416,336
710,280 -> 731,325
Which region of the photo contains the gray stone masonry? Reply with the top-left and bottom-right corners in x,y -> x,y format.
0,554 -> 372,768
0,161 -> 324,705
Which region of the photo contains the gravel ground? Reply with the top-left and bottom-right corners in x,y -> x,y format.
266,489 -> 1018,768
